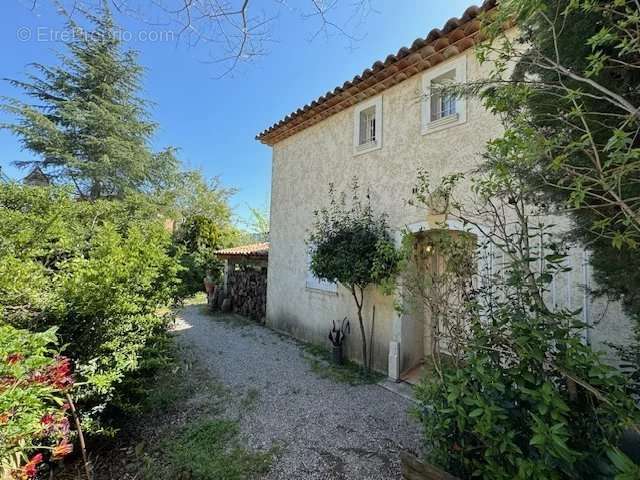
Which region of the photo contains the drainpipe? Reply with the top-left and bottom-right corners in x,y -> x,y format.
582,251 -> 591,345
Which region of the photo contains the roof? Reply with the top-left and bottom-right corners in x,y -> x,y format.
215,242 -> 270,258
23,166 -> 50,186
256,0 -> 496,146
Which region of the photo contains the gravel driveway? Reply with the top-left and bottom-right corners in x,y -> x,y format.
174,303 -> 422,480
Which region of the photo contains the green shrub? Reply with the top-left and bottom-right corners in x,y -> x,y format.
415,298 -> 637,479
106,331 -> 180,417
0,184 -> 181,425
55,222 -> 180,400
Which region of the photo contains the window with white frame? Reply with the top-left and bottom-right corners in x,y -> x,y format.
359,106 -> 377,145
430,70 -> 457,120
306,252 -> 337,293
422,57 -> 467,134
353,96 -> 382,154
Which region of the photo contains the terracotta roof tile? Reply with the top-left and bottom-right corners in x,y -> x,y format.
256,1 -> 496,146
215,242 -> 269,257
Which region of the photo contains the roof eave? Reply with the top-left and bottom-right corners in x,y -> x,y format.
255,0 -> 497,147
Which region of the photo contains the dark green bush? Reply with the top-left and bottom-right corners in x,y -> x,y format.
415,296 -> 638,479
173,214 -> 225,299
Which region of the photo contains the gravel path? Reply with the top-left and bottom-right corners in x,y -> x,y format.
174,303 -> 422,480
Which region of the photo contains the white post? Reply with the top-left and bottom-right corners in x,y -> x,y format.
388,341 -> 400,382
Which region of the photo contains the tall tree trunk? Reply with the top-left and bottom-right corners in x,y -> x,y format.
351,285 -> 368,372
89,179 -> 102,200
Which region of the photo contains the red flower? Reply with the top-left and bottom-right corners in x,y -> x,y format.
40,414 -> 55,425
40,413 -> 70,436
40,414 -> 56,435
6,353 -> 24,364
31,357 -> 74,390
52,440 -> 73,460
0,412 -> 10,424
48,357 -> 74,389
22,453 -> 43,478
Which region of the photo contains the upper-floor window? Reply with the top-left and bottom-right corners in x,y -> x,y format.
422,56 -> 467,134
359,106 -> 377,145
431,70 -> 457,120
353,96 -> 382,155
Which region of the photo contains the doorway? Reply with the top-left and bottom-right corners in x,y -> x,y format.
399,228 -> 476,384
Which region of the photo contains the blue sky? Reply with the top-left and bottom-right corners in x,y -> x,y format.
0,0 -> 473,224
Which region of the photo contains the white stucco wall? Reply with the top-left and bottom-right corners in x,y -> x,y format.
265,46 -> 633,373
266,48 -> 504,372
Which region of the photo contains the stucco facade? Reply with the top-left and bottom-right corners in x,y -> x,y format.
264,44 -> 632,376
267,48 -> 500,373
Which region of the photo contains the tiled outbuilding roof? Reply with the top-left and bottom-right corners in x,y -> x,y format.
256,0 -> 496,146
215,242 -> 269,258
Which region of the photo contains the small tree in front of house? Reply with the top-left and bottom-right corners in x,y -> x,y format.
307,179 -> 400,373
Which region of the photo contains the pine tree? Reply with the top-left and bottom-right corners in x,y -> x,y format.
1,2 -> 178,199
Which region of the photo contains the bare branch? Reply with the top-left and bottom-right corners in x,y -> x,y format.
23,0 -> 376,76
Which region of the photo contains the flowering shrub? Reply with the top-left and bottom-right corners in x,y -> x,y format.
0,325 -> 74,479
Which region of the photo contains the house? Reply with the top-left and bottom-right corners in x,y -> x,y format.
256,1 -> 631,379
23,166 -> 50,187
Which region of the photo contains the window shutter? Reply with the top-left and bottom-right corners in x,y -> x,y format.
358,106 -> 377,145
359,110 -> 367,145
430,92 -> 440,121
370,115 -> 376,142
